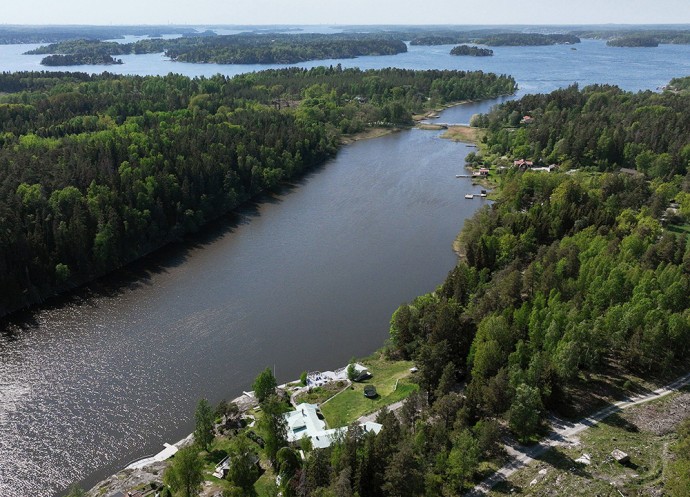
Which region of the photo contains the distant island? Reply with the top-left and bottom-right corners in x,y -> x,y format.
411,32 -> 580,47
26,33 -> 408,65
0,25 -> 195,44
40,54 -> 123,66
607,35 -> 659,47
450,45 -> 493,56
476,33 -> 580,46
574,28 -> 690,45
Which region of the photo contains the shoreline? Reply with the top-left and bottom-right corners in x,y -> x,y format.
85,363 -> 369,497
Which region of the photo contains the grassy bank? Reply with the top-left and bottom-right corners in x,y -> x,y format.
441,124 -> 486,143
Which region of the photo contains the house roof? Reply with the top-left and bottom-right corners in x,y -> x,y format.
283,403 -> 382,449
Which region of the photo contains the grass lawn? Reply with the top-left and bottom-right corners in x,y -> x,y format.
320,356 -> 418,427
255,468 -> 277,497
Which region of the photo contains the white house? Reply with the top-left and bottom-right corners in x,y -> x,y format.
284,403 -> 382,449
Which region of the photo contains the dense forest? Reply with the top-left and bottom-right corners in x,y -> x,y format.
450,45 -> 493,56
369,82 -> 690,494
40,54 -> 123,66
410,33 -> 580,46
607,36 -> 659,47
0,67 -> 516,316
26,34 -> 409,65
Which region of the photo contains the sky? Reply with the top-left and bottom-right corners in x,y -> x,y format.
3,0 -> 690,26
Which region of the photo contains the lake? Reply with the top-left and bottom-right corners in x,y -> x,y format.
0,35 -> 689,496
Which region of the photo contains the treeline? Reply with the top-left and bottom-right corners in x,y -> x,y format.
476,33 -> 580,46
379,81 -> 690,491
26,39 -> 132,56
26,34 -> 408,65
0,67 -> 515,316
472,83 -> 690,177
40,54 -> 123,66
450,45 -> 493,56
0,25 -> 194,45
607,36 -> 659,47
410,32 -> 580,47
574,29 -> 690,45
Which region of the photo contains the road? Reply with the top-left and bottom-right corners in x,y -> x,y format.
466,371 -> 690,496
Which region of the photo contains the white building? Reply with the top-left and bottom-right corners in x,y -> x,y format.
285,403 -> 382,449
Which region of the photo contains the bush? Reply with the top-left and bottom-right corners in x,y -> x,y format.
347,362 -> 357,381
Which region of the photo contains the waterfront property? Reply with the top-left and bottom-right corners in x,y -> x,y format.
284,403 -> 382,449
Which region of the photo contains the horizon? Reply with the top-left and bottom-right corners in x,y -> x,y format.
3,0 -> 690,26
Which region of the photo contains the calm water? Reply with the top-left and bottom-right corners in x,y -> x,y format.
2,38 -> 689,93
1,35 -> 689,496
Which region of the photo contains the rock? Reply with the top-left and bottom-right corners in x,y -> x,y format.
612,449 -> 630,464
575,453 -> 592,465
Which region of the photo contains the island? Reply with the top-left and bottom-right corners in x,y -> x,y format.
607,35 -> 660,47
26,33 -> 409,65
450,44 -> 493,56
40,54 -> 123,66
475,33 -> 581,46
573,28 -> 690,45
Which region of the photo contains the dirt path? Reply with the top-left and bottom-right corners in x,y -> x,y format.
466,371 -> 690,496
357,399 -> 407,424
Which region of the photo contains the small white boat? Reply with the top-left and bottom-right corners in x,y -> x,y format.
464,194 -> 474,199
480,193 -> 487,197
456,174 -> 462,178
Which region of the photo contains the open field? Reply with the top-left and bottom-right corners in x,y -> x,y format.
486,387 -> 690,496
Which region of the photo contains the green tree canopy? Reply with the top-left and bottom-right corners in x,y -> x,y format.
163,445 -> 204,497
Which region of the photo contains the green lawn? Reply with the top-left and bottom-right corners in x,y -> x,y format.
320,357 -> 418,427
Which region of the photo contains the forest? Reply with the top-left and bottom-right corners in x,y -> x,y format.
374,82 -> 690,495
607,36 -> 659,47
450,45 -> 494,56
410,33 -> 580,46
0,67 -> 516,317
25,34 -> 409,65
40,54 -> 124,66
573,29 -> 690,45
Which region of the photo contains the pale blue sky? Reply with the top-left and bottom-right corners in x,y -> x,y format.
4,0 -> 690,25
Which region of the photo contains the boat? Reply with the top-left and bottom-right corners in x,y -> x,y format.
480,193 -> 487,197
464,194 -> 474,199
456,174 -> 462,178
